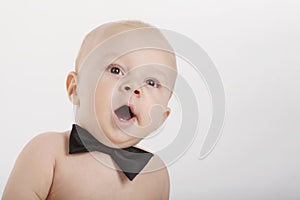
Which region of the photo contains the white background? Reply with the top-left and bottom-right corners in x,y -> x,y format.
1,0 -> 300,199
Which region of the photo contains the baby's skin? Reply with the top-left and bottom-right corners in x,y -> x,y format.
2,130 -> 169,199
2,20 -> 177,200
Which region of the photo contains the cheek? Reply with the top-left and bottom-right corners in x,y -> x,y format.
97,75 -> 117,97
148,88 -> 170,105
94,78 -> 115,115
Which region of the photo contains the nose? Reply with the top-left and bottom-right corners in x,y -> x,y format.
122,84 -> 141,96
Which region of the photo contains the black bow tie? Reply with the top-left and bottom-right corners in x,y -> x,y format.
68,124 -> 153,181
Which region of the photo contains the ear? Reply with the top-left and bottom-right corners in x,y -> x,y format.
162,107 -> 171,122
66,71 -> 80,105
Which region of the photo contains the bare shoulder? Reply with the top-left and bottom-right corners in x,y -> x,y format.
143,153 -> 167,170
29,130 -> 69,154
21,130 -> 69,160
142,153 -> 170,199
147,153 -> 169,177
2,130 -> 70,200
136,146 -> 168,172
150,154 -> 170,183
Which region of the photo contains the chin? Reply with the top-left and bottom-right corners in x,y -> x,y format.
104,127 -> 142,148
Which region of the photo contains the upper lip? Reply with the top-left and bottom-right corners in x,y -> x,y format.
128,103 -> 135,116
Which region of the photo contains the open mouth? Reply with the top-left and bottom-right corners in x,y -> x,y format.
114,105 -> 136,121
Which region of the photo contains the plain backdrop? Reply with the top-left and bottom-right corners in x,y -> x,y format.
1,0 -> 300,199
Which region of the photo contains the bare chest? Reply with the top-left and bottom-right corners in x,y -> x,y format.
46,152 -> 162,200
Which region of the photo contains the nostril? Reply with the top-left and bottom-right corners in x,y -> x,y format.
124,86 -> 131,91
134,90 -> 140,95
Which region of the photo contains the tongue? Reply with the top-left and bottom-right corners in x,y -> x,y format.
114,105 -> 133,121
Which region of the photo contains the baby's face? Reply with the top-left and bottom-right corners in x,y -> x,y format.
94,48 -> 177,147
68,23 -> 178,148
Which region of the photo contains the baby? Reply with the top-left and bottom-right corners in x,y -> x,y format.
2,20 -> 177,200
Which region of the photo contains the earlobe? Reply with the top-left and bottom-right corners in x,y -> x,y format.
163,107 -> 171,120
66,71 -> 80,105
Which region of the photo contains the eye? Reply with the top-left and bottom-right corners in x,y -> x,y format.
145,78 -> 160,88
107,64 -> 124,76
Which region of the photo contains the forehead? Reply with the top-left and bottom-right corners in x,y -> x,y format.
109,49 -> 177,71
76,23 -> 176,72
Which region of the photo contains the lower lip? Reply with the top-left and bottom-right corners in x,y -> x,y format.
112,113 -> 137,127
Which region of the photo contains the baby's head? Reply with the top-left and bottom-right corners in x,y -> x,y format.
66,20 -> 177,148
